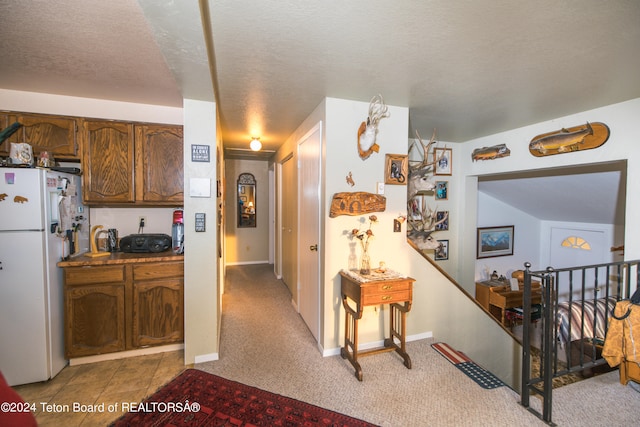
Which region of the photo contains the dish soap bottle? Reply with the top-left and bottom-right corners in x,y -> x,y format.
172,208 -> 184,254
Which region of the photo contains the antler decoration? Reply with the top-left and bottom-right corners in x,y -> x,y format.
406,128 -> 447,253
357,94 -> 390,159
407,197 -> 448,251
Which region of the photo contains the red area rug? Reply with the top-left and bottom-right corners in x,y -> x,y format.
111,369 -> 376,426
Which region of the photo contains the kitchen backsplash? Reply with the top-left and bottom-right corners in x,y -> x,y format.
90,207 -> 175,238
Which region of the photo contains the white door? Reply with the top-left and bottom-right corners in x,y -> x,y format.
298,123 -> 322,341
549,227 -> 608,300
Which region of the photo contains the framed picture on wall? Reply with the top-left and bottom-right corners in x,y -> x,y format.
435,181 -> 448,200
384,154 -> 408,185
434,240 -> 449,260
435,211 -> 449,230
477,225 -> 514,259
434,148 -> 452,175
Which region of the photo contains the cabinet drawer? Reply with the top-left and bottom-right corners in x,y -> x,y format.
65,265 -> 126,285
362,289 -> 411,306
133,262 -> 183,281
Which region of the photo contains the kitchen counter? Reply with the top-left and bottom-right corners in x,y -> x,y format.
57,251 -> 183,267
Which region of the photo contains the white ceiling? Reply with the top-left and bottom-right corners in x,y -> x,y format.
479,162 -> 627,225
0,0 -> 636,224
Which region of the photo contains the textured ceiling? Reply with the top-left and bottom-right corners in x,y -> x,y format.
2,0 -> 639,151
0,1 -> 637,223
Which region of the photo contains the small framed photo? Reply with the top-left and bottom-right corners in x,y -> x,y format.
434,240 -> 449,260
435,211 -> 449,230
477,225 -> 514,259
435,181 -> 448,200
434,148 -> 452,176
408,195 -> 424,221
384,154 -> 408,185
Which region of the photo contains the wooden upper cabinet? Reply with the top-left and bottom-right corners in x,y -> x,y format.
83,120 -> 135,204
135,124 -> 184,204
0,112 -> 78,159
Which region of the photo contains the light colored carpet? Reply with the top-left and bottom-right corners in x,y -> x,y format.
196,264 -> 640,426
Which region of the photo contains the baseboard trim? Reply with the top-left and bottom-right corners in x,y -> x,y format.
225,260 -> 270,266
69,343 -> 184,366
194,352 -> 219,364
322,331 -> 433,357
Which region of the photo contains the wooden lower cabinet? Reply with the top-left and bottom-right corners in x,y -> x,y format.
132,262 -> 184,347
65,283 -> 126,357
63,261 -> 184,358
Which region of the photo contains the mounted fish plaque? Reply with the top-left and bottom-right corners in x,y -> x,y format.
472,144 -> 510,161
329,192 -> 386,217
529,122 -> 610,157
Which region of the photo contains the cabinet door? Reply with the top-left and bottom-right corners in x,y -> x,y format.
135,124 -> 183,204
0,113 -> 9,157
132,279 -> 184,347
83,120 -> 135,203
65,283 -> 126,358
1,113 -> 78,159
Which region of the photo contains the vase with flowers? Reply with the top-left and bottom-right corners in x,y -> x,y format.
350,215 -> 377,275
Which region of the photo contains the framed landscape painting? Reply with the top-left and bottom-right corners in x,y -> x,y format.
477,225 -> 514,259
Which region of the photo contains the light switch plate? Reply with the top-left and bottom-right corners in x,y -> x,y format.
190,178 -> 211,197
376,182 -> 385,195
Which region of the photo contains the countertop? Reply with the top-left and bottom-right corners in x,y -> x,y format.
58,251 -> 183,267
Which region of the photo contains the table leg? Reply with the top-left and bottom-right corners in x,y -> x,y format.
341,295 -> 363,381
384,301 -> 412,369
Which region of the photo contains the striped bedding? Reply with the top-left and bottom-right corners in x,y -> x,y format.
555,297 -> 616,345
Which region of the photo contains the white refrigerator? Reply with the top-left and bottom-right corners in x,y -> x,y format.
0,167 -> 89,386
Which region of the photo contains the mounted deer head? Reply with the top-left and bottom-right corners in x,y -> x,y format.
408,129 -> 441,199
406,129 -> 448,253
357,94 -> 390,159
407,199 -> 448,250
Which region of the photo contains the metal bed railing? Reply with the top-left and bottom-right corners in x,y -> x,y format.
519,260 -> 640,424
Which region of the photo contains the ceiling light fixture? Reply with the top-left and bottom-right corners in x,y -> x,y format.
250,137 -> 262,151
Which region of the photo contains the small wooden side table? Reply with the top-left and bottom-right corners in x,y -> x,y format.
339,270 -> 414,381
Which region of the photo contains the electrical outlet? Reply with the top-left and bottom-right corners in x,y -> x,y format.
138,216 -> 146,227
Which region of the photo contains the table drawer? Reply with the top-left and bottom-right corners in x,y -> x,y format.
362,289 -> 411,305
369,280 -> 411,293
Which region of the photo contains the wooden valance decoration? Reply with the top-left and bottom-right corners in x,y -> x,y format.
330,192 -> 386,217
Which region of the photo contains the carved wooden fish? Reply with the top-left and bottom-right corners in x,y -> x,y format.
529,122 -> 593,155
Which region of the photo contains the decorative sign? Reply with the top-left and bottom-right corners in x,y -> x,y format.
191,144 -> 210,162
329,192 -> 386,217
195,213 -> 206,232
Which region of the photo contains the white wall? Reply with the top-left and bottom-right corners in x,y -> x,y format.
183,99 -> 219,364
224,159 -> 270,265
475,191 -> 541,283
323,98 -> 412,351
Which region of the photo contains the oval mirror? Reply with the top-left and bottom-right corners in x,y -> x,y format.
237,173 -> 256,227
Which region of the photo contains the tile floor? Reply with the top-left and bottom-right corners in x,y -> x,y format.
12,350 -> 188,426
